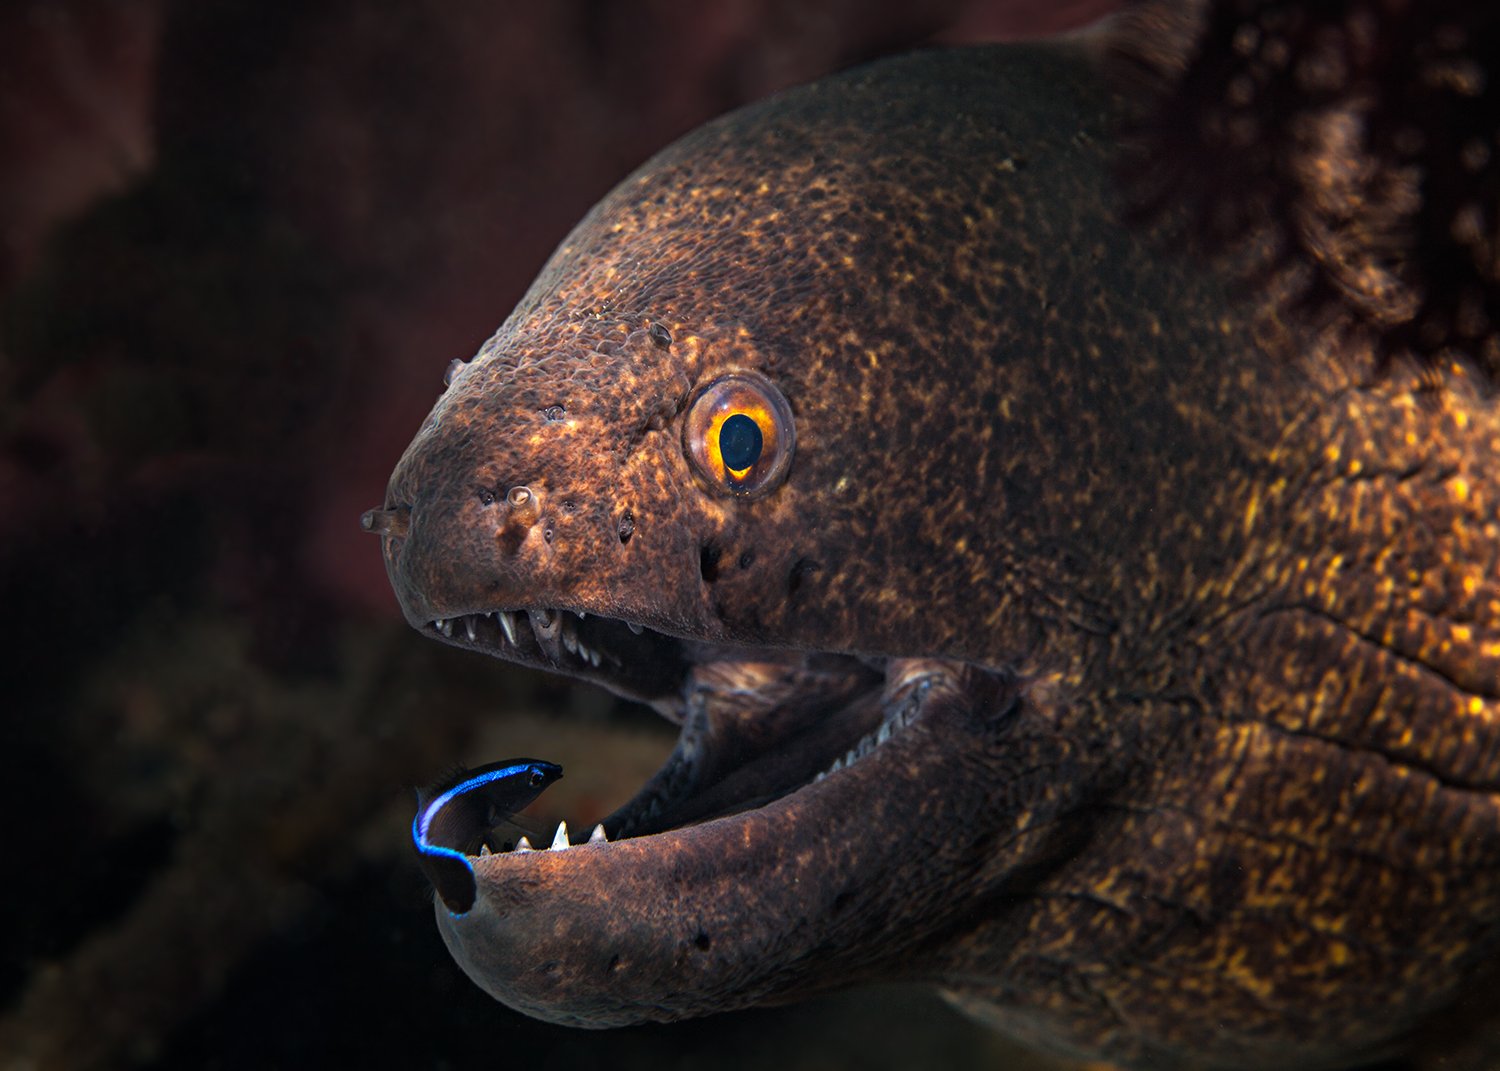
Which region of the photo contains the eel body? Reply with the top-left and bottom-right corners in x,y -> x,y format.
369,39 -> 1500,1071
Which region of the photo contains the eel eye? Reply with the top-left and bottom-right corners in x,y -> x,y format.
683,373 -> 795,498
528,768 -> 546,787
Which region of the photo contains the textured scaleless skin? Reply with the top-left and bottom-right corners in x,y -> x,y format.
369,41 -> 1500,1071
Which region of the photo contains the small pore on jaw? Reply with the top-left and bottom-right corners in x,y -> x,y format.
787,556 -> 820,595
700,543 -> 722,582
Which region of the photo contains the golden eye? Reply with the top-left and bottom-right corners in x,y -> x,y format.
682,373 -> 795,498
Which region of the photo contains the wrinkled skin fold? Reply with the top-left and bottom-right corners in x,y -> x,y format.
374,41 -> 1500,1071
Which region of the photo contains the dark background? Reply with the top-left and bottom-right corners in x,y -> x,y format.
0,2 -> 1111,1067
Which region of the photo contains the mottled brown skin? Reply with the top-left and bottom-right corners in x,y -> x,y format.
376,43 -> 1500,1070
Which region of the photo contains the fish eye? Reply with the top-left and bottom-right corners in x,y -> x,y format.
682,373 -> 795,498
528,768 -> 545,787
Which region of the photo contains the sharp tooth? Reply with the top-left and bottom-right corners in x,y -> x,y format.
530,608 -> 562,661
551,821 -> 570,849
515,837 -> 533,852
589,823 -> 607,844
587,648 -> 601,667
434,618 -> 445,631
497,610 -> 519,646
627,621 -> 644,635
464,616 -> 477,642
438,619 -> 453,637
478,843 -> 492,856
562,622 -> 579,654
877,721 -> 893,745
577,610 -> 588,620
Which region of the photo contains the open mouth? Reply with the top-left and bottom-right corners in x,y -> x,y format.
398,596 -> 1014,1028
415,606 -> 922,905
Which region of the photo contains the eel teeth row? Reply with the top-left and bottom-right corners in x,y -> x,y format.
477,821 -> 609,857
813,699 -> 920,783
432,609 -> 604,667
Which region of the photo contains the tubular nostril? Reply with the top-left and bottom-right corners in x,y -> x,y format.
360,505 -> 411,538
506,486 -> 539,528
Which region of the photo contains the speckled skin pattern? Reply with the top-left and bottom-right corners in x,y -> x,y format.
378,44 -> 1500,1070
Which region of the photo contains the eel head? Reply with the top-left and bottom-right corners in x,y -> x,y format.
367,43 -> 1118,1034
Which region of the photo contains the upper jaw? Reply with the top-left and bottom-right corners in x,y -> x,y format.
416,604 -> 695,712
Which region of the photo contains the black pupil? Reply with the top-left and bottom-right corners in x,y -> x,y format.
720,413 -> 763,472
529,770 -> 543,786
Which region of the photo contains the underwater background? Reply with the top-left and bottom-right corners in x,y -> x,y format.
1,2 -> 1111,1067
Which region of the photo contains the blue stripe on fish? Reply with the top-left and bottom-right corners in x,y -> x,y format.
412,758 -> 562,914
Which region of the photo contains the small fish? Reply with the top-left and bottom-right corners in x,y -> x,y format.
412,758 -> 562,914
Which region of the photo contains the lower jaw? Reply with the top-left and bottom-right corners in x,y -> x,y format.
437,661 -> 985,1026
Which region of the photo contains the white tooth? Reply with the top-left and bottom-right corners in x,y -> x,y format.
877,721 -> 893,745
578,610 -> 588,620
464,616 -> 477,642
589,823 -> 607,844
515,837 -> 533,852
439,619 -> 453,637
627,621 -> 644,635
498,611 -> 519,646
434,618 -> 445,631
562,627 -> 578,654
478,843 -> 492,856
829,756 -> 844,774
551,821 -> 570,850
587,648 -> 601,667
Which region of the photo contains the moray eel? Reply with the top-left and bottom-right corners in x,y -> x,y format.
366,37 -> 1500,1071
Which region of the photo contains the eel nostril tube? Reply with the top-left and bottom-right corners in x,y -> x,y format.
506,486 -> 539,528
360,505 -> 411,538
